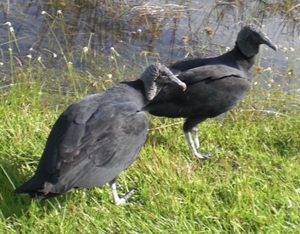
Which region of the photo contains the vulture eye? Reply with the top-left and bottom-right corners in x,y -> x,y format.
161,71 -> 167,76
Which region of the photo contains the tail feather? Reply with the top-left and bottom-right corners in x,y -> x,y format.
15,184 -> 61,201
14,176 -> 71,200
14,176 -> 44,194
30,191 -> 60,201
14,175 -> 58,200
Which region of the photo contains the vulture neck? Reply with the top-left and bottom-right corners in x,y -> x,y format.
231,43 -> 256,72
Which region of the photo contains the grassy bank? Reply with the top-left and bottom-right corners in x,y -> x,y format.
1,0 -> 300,232
0,61 -> 299,233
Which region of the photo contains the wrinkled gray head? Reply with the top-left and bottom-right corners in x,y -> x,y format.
140,63 -> 186,101
236,24 -> 277,57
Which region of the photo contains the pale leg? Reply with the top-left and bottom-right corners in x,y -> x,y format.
185,130 -> 210,160
192,126 -> 200,149
109,179 -> 135,205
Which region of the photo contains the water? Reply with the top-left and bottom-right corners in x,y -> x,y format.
0,0 -> 299,88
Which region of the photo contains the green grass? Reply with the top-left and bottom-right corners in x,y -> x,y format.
0,62 -> 300,233
1,1 -> 300,232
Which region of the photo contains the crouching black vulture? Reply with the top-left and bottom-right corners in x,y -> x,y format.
144,25 -> 277,159
14,63 -> 186,205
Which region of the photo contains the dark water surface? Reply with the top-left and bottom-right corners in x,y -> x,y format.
0,0 -> 299,88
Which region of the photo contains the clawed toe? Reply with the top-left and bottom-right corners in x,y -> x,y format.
195,152 -> 211,160
114,189 -> 136,206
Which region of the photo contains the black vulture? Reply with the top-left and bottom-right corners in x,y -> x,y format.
14,63 -> 186,205
144,25 -> 277,159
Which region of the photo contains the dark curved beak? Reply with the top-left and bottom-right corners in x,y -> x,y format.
171,76 -> 187,91
161,66 -> 187,91
176,78 -> 186,91
159,65 -> 186,91
263,36 -> 277,51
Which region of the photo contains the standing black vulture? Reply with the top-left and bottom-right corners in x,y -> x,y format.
144,25 -> 277,159
14,63 -> 186,205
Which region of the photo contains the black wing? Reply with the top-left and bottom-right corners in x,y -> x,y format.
144,64 -> 249,118
154,64 -> 247,101
177,64 -> 246,85
15,91 -> 148,195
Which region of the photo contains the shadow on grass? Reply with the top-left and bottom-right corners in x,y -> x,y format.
0,160 -> 72,220
0,160 -> 33,218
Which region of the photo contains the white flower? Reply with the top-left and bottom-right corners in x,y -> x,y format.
137,29 -> 142,33
0,62 -> 3,66
111,47 -> 120,56
264,67 -> 272,72
41,11 -> 46,14
4,22 -> 11,26
53,53 -> 57,58
290,47 -> 295,52
9,27 -> 14,32
83,47 -> 88,53
57,10 -> 62,14
107,74 -> 112,79
225,47 -> 230,52
26,55 -> 32,59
